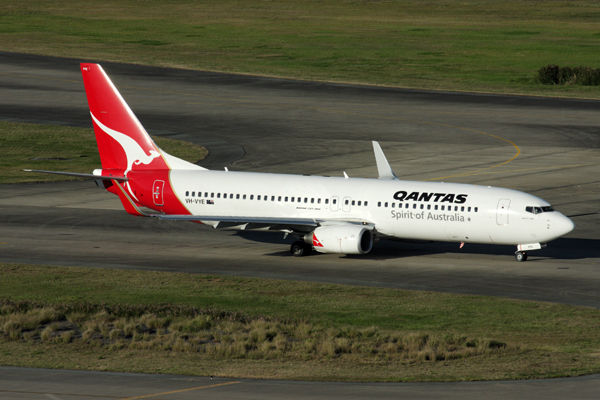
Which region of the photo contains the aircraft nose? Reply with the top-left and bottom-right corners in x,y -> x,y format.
554,213 -> 575,237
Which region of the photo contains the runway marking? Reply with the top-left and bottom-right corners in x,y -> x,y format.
45,394 -> 62,400
118,381 -> 241,400
319,110 -> 521,181
449,162 -> 600,178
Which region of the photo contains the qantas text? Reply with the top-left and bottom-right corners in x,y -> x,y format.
393,191 -> 467,204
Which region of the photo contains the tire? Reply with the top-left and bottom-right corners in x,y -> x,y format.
515,251 -> 528,262
291,241 -> 308,257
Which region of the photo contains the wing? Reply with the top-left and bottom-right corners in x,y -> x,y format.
153,214 -> 375,233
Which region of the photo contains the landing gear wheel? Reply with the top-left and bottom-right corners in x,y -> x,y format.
515,251 -> 528,262
291,241 -> 312,257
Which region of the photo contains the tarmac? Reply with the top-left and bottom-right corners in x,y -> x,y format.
1,52 -> 599,398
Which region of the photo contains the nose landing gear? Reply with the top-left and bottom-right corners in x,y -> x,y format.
515,251 -> 528,262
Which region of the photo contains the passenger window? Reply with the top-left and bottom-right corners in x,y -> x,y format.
318,198 -> 321,204
352,200 -> 356,206
264,196 -> 268,201
441,205 -> 445,211
191,192 -> 195,197
204,192 -> 208,197
311,198 -> 315,204
250,195 -> 254,200
185,191 -> 189,196
291,197 -> 295,202
285,196 -> 288,202
358,201 -> 361,206
435,205 -> 438,210
364,201 -> 368,206
378,201 -> 381,207
217,193 -> 221,198
474,207 -> 478,212
385,202 -> 388,207
304,198 -> 308,203
413,204 -> 417,209
461,206 -> 464,212
420,204 -> 424,210
427,205 -> 431,210
257,195 -> 261,200
278,196 -> 282,201
236,194 -> 240,199
230,194 -> 234,199
199,192 -> 202,197
211,193 -> 214,198
391,203 -> 395,208
333,199 -> 337,204
468,207 -> 471,212
272,196 -> 276,201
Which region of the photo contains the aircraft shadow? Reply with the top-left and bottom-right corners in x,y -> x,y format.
234,231 -> 600,261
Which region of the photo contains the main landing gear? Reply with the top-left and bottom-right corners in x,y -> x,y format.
291,241 -> 312,257
515,251 -> 528,262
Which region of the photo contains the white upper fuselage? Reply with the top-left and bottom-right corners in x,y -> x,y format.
168,169 -> 574,246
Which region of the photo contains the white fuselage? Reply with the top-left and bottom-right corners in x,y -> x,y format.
168,169 -> 573,246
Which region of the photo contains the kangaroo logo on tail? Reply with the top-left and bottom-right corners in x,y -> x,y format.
91,113 -> 162,201
91,113 -> 161,175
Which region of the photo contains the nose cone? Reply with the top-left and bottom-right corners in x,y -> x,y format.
554,213 -> 575,238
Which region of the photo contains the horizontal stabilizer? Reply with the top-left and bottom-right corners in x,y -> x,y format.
23,169 -> 128,181
372,141 -> 398,180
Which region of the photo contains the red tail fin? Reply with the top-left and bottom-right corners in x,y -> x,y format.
80,63 -> 168,174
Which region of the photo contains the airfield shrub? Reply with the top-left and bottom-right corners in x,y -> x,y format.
538,64 -> 600,85
0,299 -> 509,362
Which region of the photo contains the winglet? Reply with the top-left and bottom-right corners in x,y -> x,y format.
372,141 -> 398,180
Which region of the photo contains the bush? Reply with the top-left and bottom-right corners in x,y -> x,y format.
538,65 -> 600,85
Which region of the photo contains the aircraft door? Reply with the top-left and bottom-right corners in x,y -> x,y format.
153,180 -> 165,206
342,196 -> 352,212
330,196 -> 339,212
496,198 -> 510,225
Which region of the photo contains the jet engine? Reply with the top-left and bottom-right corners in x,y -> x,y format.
306,225 -> 373,255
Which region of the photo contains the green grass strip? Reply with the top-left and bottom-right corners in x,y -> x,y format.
1,263 -> 599,381
1,1 -> 600,98
0,121 -> 207,184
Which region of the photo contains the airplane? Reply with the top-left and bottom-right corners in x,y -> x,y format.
25,63 -> 575,262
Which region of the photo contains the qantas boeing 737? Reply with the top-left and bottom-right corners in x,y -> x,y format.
25,64 -> 575,262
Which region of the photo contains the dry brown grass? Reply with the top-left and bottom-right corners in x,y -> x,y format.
0,302 -> 507,365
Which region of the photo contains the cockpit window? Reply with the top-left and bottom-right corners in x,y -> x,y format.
526,206 -> 555,214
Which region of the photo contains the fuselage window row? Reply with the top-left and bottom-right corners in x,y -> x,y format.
377,201 -> 478,212
184,192 -> 371,207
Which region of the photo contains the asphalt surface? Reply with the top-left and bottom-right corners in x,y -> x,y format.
1,52 -> 600,398
1,367 -> 599,400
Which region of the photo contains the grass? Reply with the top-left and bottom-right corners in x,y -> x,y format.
1,1 -> 600,98
0,120 -> 207,184
1,263 -> 599,381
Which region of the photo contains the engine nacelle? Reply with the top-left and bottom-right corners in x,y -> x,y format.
307,225 -> 373,255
